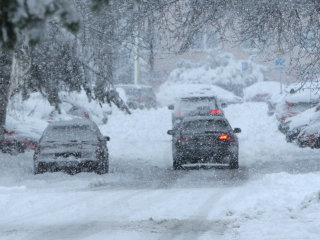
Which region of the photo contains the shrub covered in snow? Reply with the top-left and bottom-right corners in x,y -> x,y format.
6,91 -> 113,139
168,51 -> 267,96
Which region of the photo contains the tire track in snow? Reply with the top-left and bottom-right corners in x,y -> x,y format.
0,188 -> 149,229
154,173 -> 236,240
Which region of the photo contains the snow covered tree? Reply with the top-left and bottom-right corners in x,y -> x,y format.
0,0 -> 120,149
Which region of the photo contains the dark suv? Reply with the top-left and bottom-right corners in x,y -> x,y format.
167,116 -> 241,170
168,96 -> 225,127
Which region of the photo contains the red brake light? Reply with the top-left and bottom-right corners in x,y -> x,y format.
219,135 -> 234,141
175,111 -> 185,116
287,103 -> 294,108
84,112 -> 90,119
177,137 -> 189,143
211,109 -> 221,115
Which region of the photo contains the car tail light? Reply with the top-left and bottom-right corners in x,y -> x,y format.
219,135 -> 234,141
280,116 -> 286,122
211,109 -> 221,115
175,111 -> 185,116
84,112 -> 90,119
177,137 -> 189,143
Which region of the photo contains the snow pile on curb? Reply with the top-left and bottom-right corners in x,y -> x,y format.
213,172 -> 320,239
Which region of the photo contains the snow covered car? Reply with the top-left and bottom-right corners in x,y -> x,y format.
167,116 -> 241,170
286,124 -> 308,143
275,92 -> 319,134
34,119 -> 109,175
116,84 -> 157,109
1,128 -> 38,155
275,84 -> 320,125
168,96 -> 225,127
296,109 -> 320,148
244,81 -> 281,102
297,123 -> 320,148
158,83 -> 243,107
284,106 -> 318,142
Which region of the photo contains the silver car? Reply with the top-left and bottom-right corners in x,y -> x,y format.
34,119 -> 109,175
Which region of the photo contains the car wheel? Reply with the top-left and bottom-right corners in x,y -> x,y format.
66,167 -> 79,175
229,154 -> 239,169
173,152 -> 183,170
96,160 -> 109,174
34,166 -> 41,175
34,162 -> 46,175
6,141 -> 25,155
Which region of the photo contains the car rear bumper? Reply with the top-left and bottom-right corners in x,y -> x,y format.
175,145 -> 237,163
34,160 -> 100,173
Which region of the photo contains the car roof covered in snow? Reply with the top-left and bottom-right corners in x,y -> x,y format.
285,83 -> 320,103
47,118 -> 97,128
244,81 -> 280,100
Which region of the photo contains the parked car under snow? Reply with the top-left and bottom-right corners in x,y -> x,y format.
34,118 -> 110,175
244,81 -> 280,102
1,128 -> 38,155
116,84 -> 158,110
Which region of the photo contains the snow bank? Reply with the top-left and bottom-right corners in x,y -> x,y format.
209,172 -> 320,240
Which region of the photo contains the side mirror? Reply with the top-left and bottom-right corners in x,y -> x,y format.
233,128 -> 241,134
167,130 -> 175,135
104,136 -> 110,141
168,104 -> 174,110
221,103 -> 227,108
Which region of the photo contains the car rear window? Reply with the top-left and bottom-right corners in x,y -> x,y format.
182,119 -> 231,133
42,125 -> 97,142
179,98 -> 217,110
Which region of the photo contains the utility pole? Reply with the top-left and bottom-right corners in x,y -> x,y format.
134,0 -> 140,85
134,35 -> 140,85
275,48 -> 285,94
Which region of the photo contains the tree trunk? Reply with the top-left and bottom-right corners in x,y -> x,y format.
0,50 -> 13,149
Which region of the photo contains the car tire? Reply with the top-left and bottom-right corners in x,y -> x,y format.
66,167 -> 80,175
96,160 -> 109,174
96,149 -> 109,174
34,163 -> 45,175
229,154 -> 239,169
173,152 -> 183,170
34,166 -> 41,175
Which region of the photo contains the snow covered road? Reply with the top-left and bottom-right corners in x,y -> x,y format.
1,102 -> 320,239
